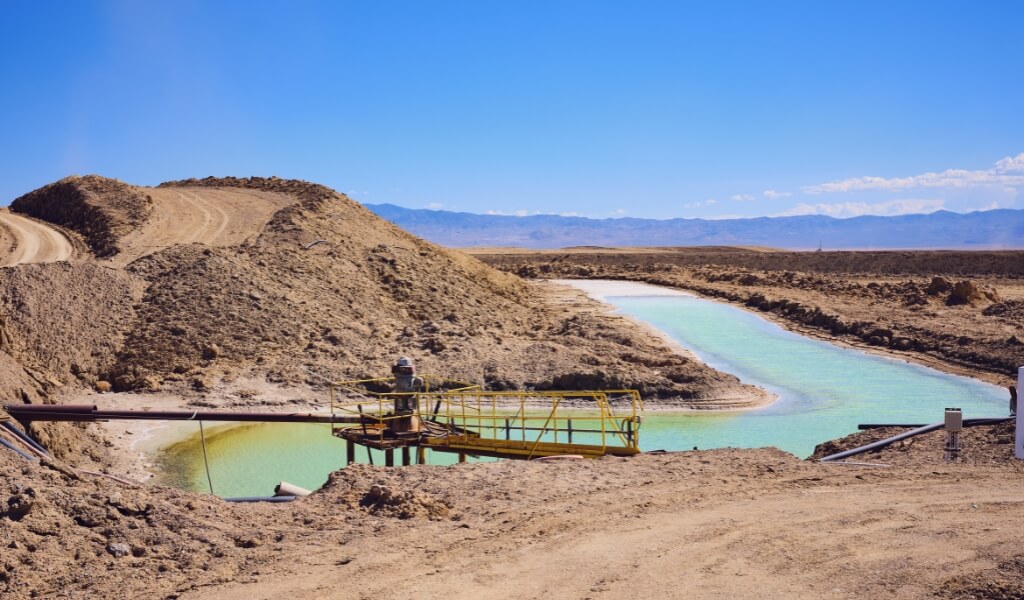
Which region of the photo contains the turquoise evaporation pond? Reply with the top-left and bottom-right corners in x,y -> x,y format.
610,295 -> 1008,457
156,422 -> 494,498
157,293 -> 1009,497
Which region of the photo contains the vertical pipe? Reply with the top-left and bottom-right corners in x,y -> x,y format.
505,418 -> 510,440
458,452 -> 466,463
1016,366 -> 1023,459
402,446 -> 410,466
944,408 -> 962,463
385,449 -> 394,467
417,446 -> 426,465
346,439 -> 355,465
568,419 -> 573,444
520,395 -> 525,443
199,421 -> 214,495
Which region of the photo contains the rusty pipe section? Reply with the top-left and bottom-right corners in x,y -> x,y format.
4,404 -> 363,424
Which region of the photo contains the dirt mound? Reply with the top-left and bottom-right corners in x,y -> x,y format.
11,175 -> 152,258
0,451 -> 293,599
947,279 -> 1000,305
940,556 -> 1024,600
983,299 -> 1024,321
926,275 -> 954,295
0,262 -> 141,383
359,484 -> 451,520
102,177 -> 743,400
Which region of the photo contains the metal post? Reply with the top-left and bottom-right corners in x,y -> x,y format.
417,446 -> 426,465
385,449 -> 394,467
567,419 -> 573,444
402,446 -> 410,466
944,408 -> 962,463
1016,367 -> 1023,459
458,452 -> 466,463
505,418 -> 510,440
346,439 -> 355,465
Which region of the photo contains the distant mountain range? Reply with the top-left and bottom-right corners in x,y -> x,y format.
364,204 -> 1024,250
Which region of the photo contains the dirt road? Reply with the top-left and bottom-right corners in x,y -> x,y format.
0,209 -> 76,266
108,187 -> 296,265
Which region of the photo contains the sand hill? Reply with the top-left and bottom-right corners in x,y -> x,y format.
1,175 -> 756,409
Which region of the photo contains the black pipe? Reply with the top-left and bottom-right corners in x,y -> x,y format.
4,405 -> 362,424
223,496 -> 298,503
1,421 -> 50,457
820,422 -> 945,462
0,434 -> 35,461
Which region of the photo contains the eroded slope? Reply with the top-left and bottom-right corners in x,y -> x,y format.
111,177 -> 746,400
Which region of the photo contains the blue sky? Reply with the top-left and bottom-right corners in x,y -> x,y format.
1,1 -> 1022,219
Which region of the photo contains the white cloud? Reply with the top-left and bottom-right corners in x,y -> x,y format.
559,211 -> 580,217
995,153 -> 1024,173
484,209 -> 534,216
609,208 -> 627,217
426,202 -> 444,209
731,194 -> 755,202
762,190 -> 792,199
804,152 -> 1024,194
683,198 -> 717,209
776,198 -> 946,218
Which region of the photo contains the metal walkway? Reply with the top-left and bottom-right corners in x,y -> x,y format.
329,378 -> 643,462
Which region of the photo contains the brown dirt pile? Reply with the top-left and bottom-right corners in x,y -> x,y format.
0,262 -> 141,383
4,431 -> 1024,599
0,450 -> 318,599
477,251 -> 1024,384
11,175 -> 153,258
101,177 -> 747,400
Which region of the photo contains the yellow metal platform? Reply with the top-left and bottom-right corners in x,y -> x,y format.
328,377 -> 643,462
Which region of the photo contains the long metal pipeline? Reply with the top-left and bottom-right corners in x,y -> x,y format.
223,496 -> 298,503
4,404 -> 363,424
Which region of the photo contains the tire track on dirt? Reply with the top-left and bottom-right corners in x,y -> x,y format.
0,209 -> 76,266
107,187 -> 296,265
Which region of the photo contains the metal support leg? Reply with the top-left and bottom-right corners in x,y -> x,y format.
346,439 -> 355,465
401,446 -> 410,466
385,449 -> 394,467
